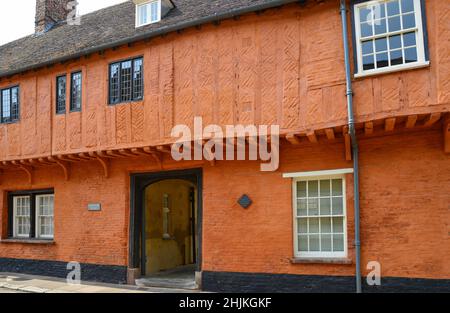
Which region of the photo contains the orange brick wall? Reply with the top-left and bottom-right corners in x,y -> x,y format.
0,0 -> 448,161
0,129 -> 449,279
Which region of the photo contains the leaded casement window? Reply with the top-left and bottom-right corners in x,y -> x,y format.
0,86 -> 20,123
109,57 -> 144,105
294,176 -> 347,258
56,75 -> 67,114
136,0 -> 161,27
70,71 -> 82,112
353,0 -> 429,77
9,190 -> 55,240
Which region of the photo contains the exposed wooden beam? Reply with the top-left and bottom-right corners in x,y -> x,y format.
423,113 -> 441,127
96,156 -> 109,178
157,145 -> 172,154
49,157 -> 70,181
325,129 -> 335,141
406,115 -> 418,129
306,131 -> 318,144
385,118 -> 396,132
286,133 -> 301,145
364,122 -> 374,135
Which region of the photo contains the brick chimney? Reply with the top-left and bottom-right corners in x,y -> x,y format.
35,0 -> 73,33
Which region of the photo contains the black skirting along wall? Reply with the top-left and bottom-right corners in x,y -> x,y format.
202,271 -> 450,293
0,258 -> 127,284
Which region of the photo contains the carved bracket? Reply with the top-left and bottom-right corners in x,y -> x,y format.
343,126 -> 352,162
49,157 -> 70,181
444,115 -> 450,154
96,156 -> 110,178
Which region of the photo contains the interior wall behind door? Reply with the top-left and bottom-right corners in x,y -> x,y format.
145,179 -> 195,274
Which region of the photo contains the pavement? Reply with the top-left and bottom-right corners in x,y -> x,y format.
0,273 -> 200,293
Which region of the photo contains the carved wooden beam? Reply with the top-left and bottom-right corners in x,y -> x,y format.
364,122 -> 374,135
286,133 -> 301,145
96,156 -> 109,178
385,118 -> 396,132
406,115 -> 418,129
143,147 -> 163,169
11,161 -> 33,184
49,157 -> 70,181
156,145 -> 172,154
306,131 -> 318,144
423,113 -> 441,127
325,129 -> 335,141
343,126 -> 352,162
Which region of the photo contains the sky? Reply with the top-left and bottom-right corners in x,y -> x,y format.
0,0 -> 128,45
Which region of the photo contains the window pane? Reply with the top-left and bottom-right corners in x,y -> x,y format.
360,21 -> 373,37
401,0 -> 415,13
133,58 -> 143,100
2,89 -> 11,120
363,55 -> 375,70
389,35 -> 402,50
375,38 -> 388,52
376,52 -> 389,68
120,61 -> 132,102
333,217 -> 344,233
386,0 -> 400,16
405,47 -> 418,63
308,181 -> 318,197
388,16 -> 401,32
403,32 -> 416,47
374,18 -> 387,35
57,76 -> 66,113
298,218 -> 308,234
109,63 -> 120,104
390,49 -> 403,65
321,217 -> 332,233
332,197 -> 344,215
297,181 -> 307,198
11,87 -> 19,120
138,4 -> 148,25
321,234 -> 332,252
309,235 -> 320,252
320,197 -> 331,216
71,72 -> 82,111
297,199 -> 307,216
333,234 -> 345,252
362,40 -> 373,55
359,7 -> 372,23
150,1 -> 159,22
298,235 -> 308,252
309,218 -> 320,233
308,198 -> 319,216
332,179 -> 343,196
402,13 -> 416,29
320,180 -> 330,197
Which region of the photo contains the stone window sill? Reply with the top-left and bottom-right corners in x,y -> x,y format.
1,239 -> 55,245
291,258 -> 352,265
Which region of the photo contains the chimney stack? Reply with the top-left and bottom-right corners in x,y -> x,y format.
35,0 -> 73,33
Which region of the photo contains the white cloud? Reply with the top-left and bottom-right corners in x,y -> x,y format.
0,0 -> 128,45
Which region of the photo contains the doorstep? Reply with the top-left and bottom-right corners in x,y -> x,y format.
0,273 -> 201,293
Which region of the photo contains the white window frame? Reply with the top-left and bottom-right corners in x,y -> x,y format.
354,0 -> 429,78
135,0 -> 161,28
35,194 -> 55,240
288,171 -> 350,259
13,196 -> 31,238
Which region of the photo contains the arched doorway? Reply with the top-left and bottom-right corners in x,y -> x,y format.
129,169 -> 202,289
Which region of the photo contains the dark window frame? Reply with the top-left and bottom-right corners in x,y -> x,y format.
70,71 -> 82,112
56,74 -> 67,114
108,56 -> 144,105
7,189 -> 55,240
0,85 -> 20,124
350,0 -> 430,75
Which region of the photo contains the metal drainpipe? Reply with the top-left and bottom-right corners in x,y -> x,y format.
340,0 -> 362,294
